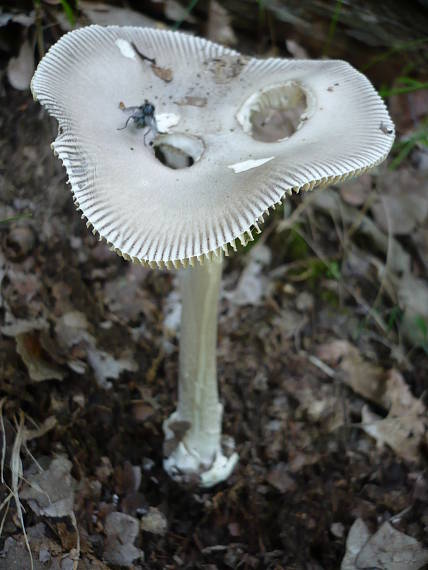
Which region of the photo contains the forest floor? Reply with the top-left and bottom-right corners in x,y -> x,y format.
0,1 -> 428,569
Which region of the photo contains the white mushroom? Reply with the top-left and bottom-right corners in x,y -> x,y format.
31,26 -> 394,486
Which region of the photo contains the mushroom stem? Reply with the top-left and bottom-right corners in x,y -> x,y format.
163,253 -> 238,487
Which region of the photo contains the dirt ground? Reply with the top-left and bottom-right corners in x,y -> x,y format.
0,2 -> 428,569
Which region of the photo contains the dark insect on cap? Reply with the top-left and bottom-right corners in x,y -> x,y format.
142,101 -> 155,115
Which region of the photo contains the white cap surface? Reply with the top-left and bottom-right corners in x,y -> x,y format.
32,26 -> 394,267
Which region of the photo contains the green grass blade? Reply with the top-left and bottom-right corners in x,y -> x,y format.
59,0 -> 76,26
0,213 -> 32,225
323,0 -> 343,57
172,0 -> 200,31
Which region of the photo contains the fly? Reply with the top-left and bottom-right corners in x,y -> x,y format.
118,99 -> 158,145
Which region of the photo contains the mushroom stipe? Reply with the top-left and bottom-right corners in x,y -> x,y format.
32,26 -> 394,487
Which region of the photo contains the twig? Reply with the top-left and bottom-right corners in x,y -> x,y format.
0,398 -> 6,484
308,354 -> 335,378
293,225 -> 389,333
11,412 -> 34,570
276,190 -> 319,233
70,511 -> 81,570
130,42 -> 156,64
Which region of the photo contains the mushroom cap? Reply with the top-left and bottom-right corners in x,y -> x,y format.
31,26 -> 394,268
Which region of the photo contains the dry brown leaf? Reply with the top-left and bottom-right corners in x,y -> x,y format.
413,226 -> 428,272
266,463 -> 297,493
164,0 -> 196,23
372,170 -> 428,236
79,1 -> 156,27
342,519 -> 428,570
151,64 -> 173,82
103,512 -> 142,567
16,332 -> 65,382
361,401 -> 425,462
310,189 -> 411,275
339,173 -> 372,206
389,89 -> 428,132
397,273 -> 428,346
341,518 -> 371,570
317,340 -> 384,404
206,0 -> 237,46
317,342 -> 427,460
357,521 -> 428,570
7,36 -> 35,90
140,507 -> 168,536
285,39 -> 309,59
86,346 -> 137,389
21,456 -> 75,518
176,96 -> 208,107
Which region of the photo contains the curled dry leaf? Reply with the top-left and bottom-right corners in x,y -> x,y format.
317,340 -> 383,404
224,244 -> 271,307
266,462 -> 297,494
16,332 -> 65,383
2,317 -> 65,383
286,39 -> 309,59
339,173 -> 372,206
372,169 -> 428,236
86,346 -> 137,389
361,400 -> 425,462
397,273 -> 428,347
55,310 -> 137,388
79,1 -> 156,27
114,461 -> 141,496
2,226 -> 36,261
341,518 -> 371,570
140,507 -> 168,536
0,537 -> 46,570
310,189 -> 411,275
206,0 -> 237,46
163,0 -> 196,23
7,36 -> 35,91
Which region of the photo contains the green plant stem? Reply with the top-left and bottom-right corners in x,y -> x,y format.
323,0 -> 343,57
172,0 -> 200,31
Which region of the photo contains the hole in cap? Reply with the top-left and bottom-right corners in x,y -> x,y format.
153,133 -> 204,169
237,82 -> 311,142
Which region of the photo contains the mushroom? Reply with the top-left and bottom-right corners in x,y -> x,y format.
31,26 -> 394,486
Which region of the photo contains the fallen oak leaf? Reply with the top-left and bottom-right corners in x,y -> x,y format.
361,402 -> 425,462
357,521 -> 428,570
103,512 -> 142,567
317,342 -> 427,460
317,340 -> 384,404
341,519 -> 428,570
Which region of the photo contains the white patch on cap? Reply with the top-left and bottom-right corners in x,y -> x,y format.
156,113 -> 180,132
115,39 -> 136,59
228,156 -> 275,173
